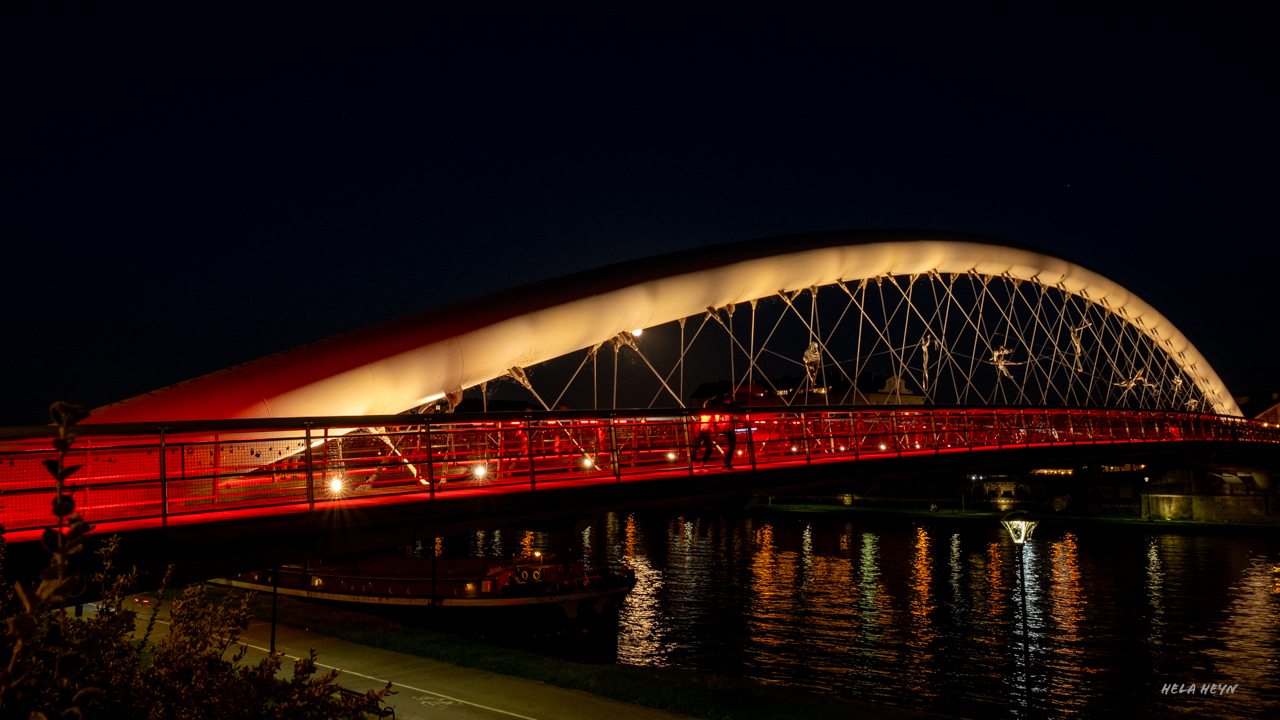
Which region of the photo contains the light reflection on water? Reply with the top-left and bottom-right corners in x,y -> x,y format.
592,512 -> 1280,720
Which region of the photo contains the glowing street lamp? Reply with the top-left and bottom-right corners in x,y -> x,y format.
1001,510 -> 1039,544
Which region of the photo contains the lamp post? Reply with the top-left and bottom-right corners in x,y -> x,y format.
1002,510 -> 1038,715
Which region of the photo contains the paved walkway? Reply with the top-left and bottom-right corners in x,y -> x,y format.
234,618 -> 700,720
110,594 -> 697,720
103,594 -> 957,720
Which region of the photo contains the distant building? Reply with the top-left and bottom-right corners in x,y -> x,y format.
1234,391 -> 1280,423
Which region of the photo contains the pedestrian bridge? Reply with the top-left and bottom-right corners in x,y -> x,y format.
0,406 -> 1274,539
3,228 -> 1276,543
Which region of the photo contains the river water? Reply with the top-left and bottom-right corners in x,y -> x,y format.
451,512 -> 1280,719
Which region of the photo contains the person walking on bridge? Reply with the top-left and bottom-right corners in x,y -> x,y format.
692,400 -> 717,469
719,399 -> 739,470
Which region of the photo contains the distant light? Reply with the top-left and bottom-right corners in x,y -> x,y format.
737,450 -> 743,455
879,444 -> 886,450
583,457 -> 593,467
790,446 -> 797,452
474,465 -> 487,477
1144,476 -> 1150,482
667,452 -> 676,460
330,478 -> 343,493
631,328 -> 643,337
839,446 -> 845,451
534,551 -> 541,557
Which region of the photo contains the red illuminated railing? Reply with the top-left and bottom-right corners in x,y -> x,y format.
0,407 -> 1276,533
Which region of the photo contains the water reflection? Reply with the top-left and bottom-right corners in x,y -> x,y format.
1206,553 -> 1278,714
616,513 -> 673,665
593,513 -> 1280,719
906,528 -> 935,696
1146,538 -> 1164,648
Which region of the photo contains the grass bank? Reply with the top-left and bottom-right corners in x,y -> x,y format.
198,585 -> 946,720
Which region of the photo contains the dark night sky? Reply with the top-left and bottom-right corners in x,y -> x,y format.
2,6 -> 1276,426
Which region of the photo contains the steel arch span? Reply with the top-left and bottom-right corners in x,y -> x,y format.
88,229 -> 1240,423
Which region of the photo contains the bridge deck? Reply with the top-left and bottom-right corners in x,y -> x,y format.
2,407 -> 1276,539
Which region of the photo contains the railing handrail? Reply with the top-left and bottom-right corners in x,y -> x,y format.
0,404 -> 1262,441
1,406 -> 1275,534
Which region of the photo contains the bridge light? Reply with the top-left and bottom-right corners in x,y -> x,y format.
879,444 -> 886,450
582,457 -> 593,467
667,452 -> 676,460
839,446 -> 845,451
474,465 -> 487,478
330,478 -> 343,493
790,446 -> 797,452
631,328 -> 643,337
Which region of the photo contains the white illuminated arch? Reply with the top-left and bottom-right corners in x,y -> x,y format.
89,230 -> 1239,422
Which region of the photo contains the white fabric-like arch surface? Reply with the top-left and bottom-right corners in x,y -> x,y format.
89,230 -> 1239,422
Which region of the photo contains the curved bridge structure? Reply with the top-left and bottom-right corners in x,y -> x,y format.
88,229 -> 1240,423
4,230 -> 1274,567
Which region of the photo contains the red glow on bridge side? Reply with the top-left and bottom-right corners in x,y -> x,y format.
0,407 -> 1275,535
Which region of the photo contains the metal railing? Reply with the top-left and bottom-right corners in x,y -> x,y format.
1,406 -> 1275,533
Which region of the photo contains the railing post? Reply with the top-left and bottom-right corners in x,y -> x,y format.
158,428 -> 168,526
965,411 -> 973,452
525,418 -> 537,490
929,410 -> 939,454
745,412 -> 757,471
891,412 -> 902,457
609,417 -> 622,482
684,412 -> 695,476
801,412 -> 812,465
427,417 -> 437,497
305,424 -> 315,510
213,433 -> 221,504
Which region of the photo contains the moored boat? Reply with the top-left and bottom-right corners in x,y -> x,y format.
217,554 -> 635,611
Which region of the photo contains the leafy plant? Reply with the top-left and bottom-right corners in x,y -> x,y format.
0,403 -> 393,718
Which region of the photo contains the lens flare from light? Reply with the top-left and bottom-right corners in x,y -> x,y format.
330,478 -> 343,493
474,465 -> 487,477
